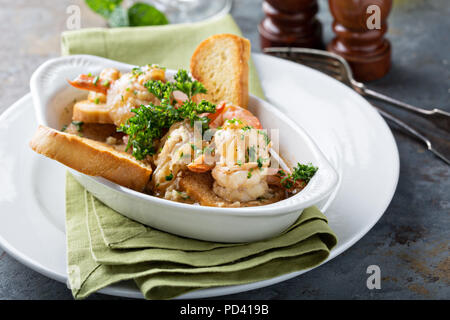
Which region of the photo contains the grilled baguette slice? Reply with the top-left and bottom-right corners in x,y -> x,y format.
190,33 -> 250,108
64,122 -> 124,142
29,125 -> 152,191
72,100 -> 114,124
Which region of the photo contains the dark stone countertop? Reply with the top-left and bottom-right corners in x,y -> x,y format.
0,0 -> 448,300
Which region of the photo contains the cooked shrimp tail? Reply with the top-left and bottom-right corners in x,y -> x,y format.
208,102 -> 262,129
68,74 -> 110,94
187,163 -> 214,173
187,154 -> 215,173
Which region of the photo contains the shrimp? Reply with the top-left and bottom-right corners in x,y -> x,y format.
207,102 -> 262,129
153,101 -> 274,202
68,68 -> 121,95
187,154 -> 215,172
210,123 -> 273,202
212,165 -> 271,202
68,65 -> 166,126
68,75 -> 109,95
187,102 -> 264,174
152,121 -> 194,196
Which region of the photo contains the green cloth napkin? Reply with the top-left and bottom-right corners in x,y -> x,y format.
62,14 -> 337,299
67,173 -> 337,299
62,14 -> 264,99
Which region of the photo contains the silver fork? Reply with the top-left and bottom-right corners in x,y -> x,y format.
263,47 -> 450,165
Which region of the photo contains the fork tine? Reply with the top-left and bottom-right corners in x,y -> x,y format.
264,47 -> 351,72
265,47 -> 341,63
287,54 -> 341,67
263,48 -> 345,76
266,50 -> 342,69
264,47 -> 353,85
265,52 -> 344,78
290,57 -> 342,71
294,60 -> 343,75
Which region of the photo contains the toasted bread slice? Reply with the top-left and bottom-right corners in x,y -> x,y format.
30,125 -> 152,191
179,172 -> 228,207
190,34 -> 250,108
72,100 -> 114,124
64,122 -> 123,142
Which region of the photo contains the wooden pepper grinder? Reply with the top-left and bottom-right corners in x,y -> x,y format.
327,0 -> 392,81
258,0 -> 323,49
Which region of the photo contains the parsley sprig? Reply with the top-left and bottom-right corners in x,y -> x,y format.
173,70 -> 207,100
118,69 -> 216,160
278,163 -> 318,189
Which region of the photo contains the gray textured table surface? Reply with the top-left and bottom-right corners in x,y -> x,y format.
0,0 -> 448,300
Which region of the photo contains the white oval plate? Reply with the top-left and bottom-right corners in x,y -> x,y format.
0,53 -> 399,299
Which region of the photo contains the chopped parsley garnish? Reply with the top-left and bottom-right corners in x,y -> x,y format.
165,172 -> 173,181
257,157 -> 264,168
71,121 -> 84,132
102,80 -> 110,87
173,69 -> 207,100
247,169 -> 253,179
278,163 -> 318,189
145,80 -> 172,101
93,76 -> 99,86
132,67 -> 144,76
61,125 -> 67,132
237,160 -> 242,166
118,69 -> 216,160
94,97 -> 100,104
225,118 -> 242,125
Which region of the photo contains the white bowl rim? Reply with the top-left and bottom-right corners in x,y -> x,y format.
30,54 -> 339,217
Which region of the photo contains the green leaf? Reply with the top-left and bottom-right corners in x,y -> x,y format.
277,163 -> 318,189
108,6 -> 129,27
144,80 -> 174,101
128,2 -> 169,26
291,163 -> 318,183
85,0 -> 123,19
173,69 -> 207,99
119,68 -> 216,160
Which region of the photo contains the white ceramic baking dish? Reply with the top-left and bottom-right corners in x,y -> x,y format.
30,54 -> 338,243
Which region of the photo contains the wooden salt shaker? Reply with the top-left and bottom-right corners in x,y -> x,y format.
327,0 -> 392,81
258,0 -> 323,49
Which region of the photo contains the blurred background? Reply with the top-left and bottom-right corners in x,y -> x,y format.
1,0 -> 449,115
